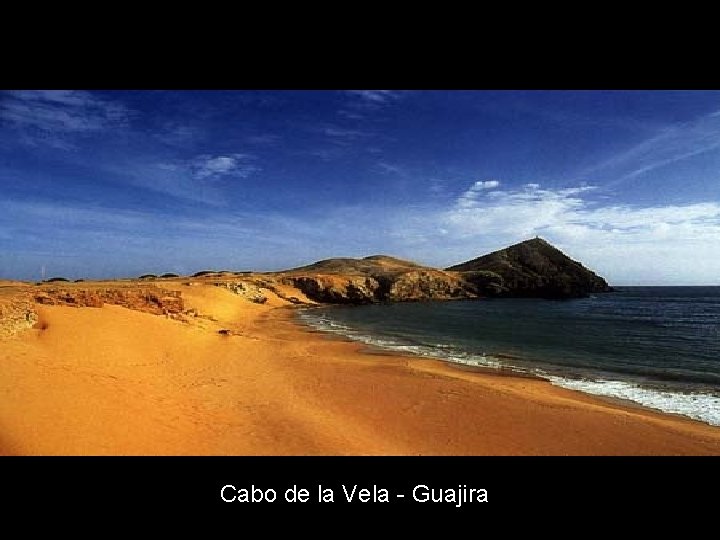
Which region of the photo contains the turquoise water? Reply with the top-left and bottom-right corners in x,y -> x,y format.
297,287 -> 720,426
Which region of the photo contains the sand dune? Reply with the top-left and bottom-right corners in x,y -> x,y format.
0,282 -> 718,455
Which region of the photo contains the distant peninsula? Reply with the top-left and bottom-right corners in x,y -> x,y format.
280,238 -> 612,304
1,239 -> 613,317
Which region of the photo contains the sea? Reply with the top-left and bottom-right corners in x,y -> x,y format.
297,287 -> 720,427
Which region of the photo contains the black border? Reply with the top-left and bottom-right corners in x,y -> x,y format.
2,456 -> 718,520
3,56 -> 719,523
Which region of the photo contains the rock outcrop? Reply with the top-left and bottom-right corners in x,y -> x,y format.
281,255 -> 481,304
446,238 -> 612,298
0,298 -> 38,338
33,287 -> 186,318
283,275 -> 381,304
384,270 -> 474,301
214,281 -> 268,304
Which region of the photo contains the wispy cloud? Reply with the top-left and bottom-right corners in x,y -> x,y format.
154,122 -> 200,147
190,153 -> 258,181
97,153 -> 260,206
303,147 -> 349,162
347,90 -> 401,104
0,198 -> 405,278
299,125 -> 376,161
376,162 -> 406,175
0,198 -> 288,278
456,180 -> 503,208
338,110 -> 366,121
0,90 -> 131,148
446,183 -> 599,238
428,179 -> 447,194
581,108 -> 720,186
338,90 -> 405,120
323,125 -> 374,145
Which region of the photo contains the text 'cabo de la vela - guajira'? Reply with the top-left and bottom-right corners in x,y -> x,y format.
220,484 -> 488,507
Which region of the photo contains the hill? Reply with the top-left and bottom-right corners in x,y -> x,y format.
282,255 -> 490,303
446,238 -> 611,298
290,254 -> 423,275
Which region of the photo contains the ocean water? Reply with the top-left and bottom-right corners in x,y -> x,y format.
297,287 -> 720,426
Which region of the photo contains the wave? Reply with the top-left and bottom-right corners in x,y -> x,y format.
297,308 -> 720,427
297,310 -> 504,369
547,377 -> 720,426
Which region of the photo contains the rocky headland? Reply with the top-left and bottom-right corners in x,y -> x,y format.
0,238 -> 611,337
279,238 -> 611,304
446,237 -> 612,299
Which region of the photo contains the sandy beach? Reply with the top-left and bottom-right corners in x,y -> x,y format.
1,280 -> 719,456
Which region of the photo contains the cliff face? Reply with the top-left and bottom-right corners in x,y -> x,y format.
280,255 -> 482,304
446,238 -> 611,298
282,275 -> 381,304
384,270 -> 473,301
33,287 -> 186,318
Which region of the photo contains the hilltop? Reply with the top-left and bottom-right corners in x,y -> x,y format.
290,254 -> 423,274
446,238 -> 612,298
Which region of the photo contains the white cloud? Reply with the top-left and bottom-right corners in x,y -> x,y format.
0,90 -> 130,147
339,90 -> 404,119
431,181 -> 720,284
347,90 -> 400,104
190,153 -> 258,181
456,179 -> 503,208
477,180 -> 500,189
445,181 -> 720,243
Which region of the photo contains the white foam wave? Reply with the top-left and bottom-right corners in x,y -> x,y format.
298,310 -> 503,369
547,376 -> 720,426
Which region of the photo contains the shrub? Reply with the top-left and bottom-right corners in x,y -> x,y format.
161,273 -> 179,278
46,277 -> 69,282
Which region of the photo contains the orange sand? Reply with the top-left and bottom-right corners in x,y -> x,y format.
1,283 -> 719,455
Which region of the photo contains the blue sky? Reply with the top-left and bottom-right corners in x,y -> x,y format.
1,89 -> 720,284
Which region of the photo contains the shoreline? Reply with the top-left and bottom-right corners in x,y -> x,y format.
295,302 -> 720,428
1,282 -> 719,455
288,307 -> 720,431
